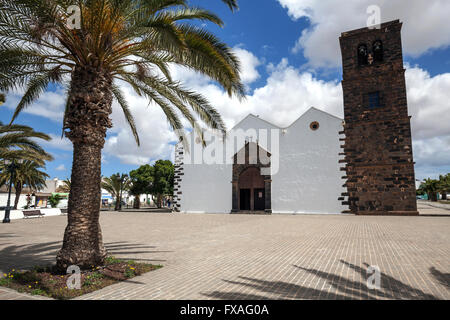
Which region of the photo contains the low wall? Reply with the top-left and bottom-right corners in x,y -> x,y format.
0,208 -> 63,220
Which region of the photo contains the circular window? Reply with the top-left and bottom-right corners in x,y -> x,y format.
310,121 -> 320,131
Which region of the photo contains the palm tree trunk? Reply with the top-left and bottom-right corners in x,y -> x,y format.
119,186 -> 123,211
13,183 -> 22,210
134,195 -> 140,209
56,65 -> 113,270
114,196 -> 120,211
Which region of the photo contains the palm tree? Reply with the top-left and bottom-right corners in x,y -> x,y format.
0,0 -> 243,269
418,178 -> 440,202
0,93 -> 5,105
0,122 -> 53,165
0,160 -> 49,209
438,174 -> 450,200
56,178 -> 71,193
101,173 -> 130,211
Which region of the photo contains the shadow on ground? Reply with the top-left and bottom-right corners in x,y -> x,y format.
430,267 -> 450,288
203,260 -> 446,300
0,240 -> 169,273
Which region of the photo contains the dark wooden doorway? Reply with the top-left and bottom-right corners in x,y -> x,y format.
238,167 -> 265,211
254,188 -> 265,211
232,142 -> 272,214
240,189 -> 251,210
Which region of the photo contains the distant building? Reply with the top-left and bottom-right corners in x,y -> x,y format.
0,177 -> 66,209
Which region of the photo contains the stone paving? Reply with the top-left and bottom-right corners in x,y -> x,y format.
0,205 -> 449,300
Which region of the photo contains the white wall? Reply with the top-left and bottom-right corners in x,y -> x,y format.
178,108 -> 348,214
0,208 -> 62,220
272,108 -> 347,214
180,164 -> 232,213
0,193 -> 33,210
179,114 -> 278,214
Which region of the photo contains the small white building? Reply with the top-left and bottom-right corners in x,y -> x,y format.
173,107 -> 348,214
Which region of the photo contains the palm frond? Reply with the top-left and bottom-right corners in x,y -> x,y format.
111,83 -> 140,146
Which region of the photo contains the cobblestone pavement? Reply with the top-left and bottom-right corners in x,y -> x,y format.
418,201 -> 450,215
0,210 -> 449,300
0,286 -> 52,300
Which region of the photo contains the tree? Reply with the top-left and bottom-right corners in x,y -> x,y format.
56,178 -> 71,193
0,160 -> 49,209
1,0 -> 243,270
0,93 -> 4,105
151,160 -> 174,208
48,193 -> 63,208
418,178 -> 440,202
129,165 -> 154,209
438,174 -> 450,200
0,122 -> 53,166
101,173 -> 130,211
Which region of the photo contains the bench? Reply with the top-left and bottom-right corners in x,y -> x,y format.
23,210 -> 45,219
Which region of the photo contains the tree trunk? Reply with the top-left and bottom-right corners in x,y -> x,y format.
119,187 -> 123,211
114,196 -> 120,211
157,194 -> 162,208
13,183 -> 22,210
430,192 -> 438,202
134,195 -> 140,209
442,193 -> 447,200
56,65 -> 113,271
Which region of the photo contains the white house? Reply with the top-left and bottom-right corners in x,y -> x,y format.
173,107 -> 348,215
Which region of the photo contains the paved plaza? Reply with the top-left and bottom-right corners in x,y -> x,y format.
0,203 -> 449,300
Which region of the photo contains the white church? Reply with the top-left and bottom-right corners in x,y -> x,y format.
172,107 -> 348,215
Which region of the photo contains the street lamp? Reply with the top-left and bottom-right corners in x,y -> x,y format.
2,159 -> 21,223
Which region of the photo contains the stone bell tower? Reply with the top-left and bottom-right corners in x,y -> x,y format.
339,20 -> 418,215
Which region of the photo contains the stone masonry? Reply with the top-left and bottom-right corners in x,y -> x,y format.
172,142 -> 184,212
339,20 -> 418,215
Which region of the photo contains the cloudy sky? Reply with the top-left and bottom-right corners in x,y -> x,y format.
1,0 -> 450,180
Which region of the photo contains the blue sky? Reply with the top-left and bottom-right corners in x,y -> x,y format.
1,0 -> 450,181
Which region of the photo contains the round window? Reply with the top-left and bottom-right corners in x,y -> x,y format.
310,121 -> 320,131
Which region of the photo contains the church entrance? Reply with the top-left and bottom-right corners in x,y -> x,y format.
238,167 -> 265,211
232,142 -> 272,214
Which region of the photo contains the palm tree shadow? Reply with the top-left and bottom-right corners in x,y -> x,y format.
430,267 -> 450,288
203,260 -> 441,300
0,233 -> 18,239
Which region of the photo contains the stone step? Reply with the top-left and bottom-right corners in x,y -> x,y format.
232,211 -> 271,215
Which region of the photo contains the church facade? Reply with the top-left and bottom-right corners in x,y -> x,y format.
172,20 -> 418,215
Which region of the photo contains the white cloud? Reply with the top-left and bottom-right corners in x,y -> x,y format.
277,0 -> 450,68
103,83 -> 177,165
233,46 -> 261,85
4,88 -> 66,122
41,134 -> 73,151
173,58 -> 343,130
406,66 -> 450,140
55,164 -> 66,171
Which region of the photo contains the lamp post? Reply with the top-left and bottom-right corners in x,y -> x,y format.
2,160 -> 19,223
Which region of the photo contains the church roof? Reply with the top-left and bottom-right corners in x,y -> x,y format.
231,107 -> 343,131
176,107 -> 343,147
